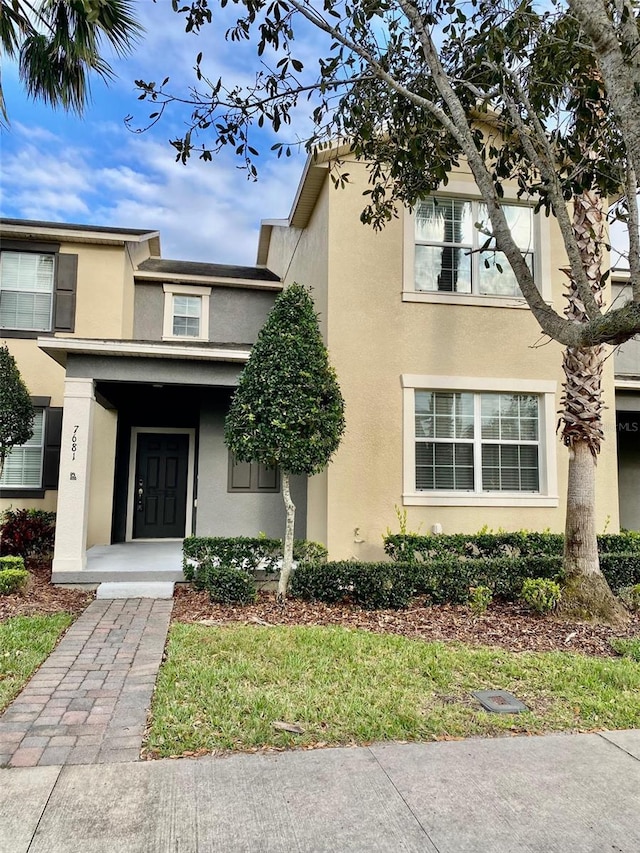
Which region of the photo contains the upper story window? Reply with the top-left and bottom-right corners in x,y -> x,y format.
0,252 -> 54,331
173,295 -> 201,337
0,409 -> 45,488
412,197 -> 534,299
163,283 -> 210,341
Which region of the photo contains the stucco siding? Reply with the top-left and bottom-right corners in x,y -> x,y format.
133,283 -> 277,344
87,403 -> 117,547
65,354 -> 242,387
196,403 -> 307,540
292,157 -> 619,559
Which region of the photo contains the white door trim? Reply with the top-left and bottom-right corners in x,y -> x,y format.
126,427 -> 196,542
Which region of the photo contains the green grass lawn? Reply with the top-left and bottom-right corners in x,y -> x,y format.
0,614 -> 74,711
145,623 -> 640,757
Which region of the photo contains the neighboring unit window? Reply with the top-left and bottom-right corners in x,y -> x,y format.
172,295 -> 201,337
162,283 -> 211,341
415,391 -> 539,493
0,252 -> 54,331
414,198 -> 534,297
228,455 -> 280,493
0,409 -> 45,488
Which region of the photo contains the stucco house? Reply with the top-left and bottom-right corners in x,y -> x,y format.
1,152 -> 638,585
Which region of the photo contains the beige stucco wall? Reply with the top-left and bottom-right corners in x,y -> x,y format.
86,402 -> 117,548
1,238 -> 145,517
70,243 -> 137,340
268,157 -> 620,559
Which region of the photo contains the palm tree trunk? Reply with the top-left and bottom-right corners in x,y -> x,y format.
277,472 -> 296,602
559,192 -> 626,622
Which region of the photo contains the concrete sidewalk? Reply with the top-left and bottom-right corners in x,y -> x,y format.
2,730 -> 640,852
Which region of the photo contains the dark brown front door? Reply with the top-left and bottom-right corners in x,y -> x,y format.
133,433 -> 189,539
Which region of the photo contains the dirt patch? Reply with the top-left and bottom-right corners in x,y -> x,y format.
172,585 -> 640,658
0,561 -> 92,622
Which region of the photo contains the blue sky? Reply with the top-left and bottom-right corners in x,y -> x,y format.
0,1 -> 318,265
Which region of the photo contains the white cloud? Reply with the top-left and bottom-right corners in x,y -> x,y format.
0,0 -> 325,265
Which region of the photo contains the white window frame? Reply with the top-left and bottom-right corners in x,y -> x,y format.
0,250 -> 55,332
402,182 -> 552,307
162,283 -> 211,341
402,375 -> 558,507
0,408 -> 46,489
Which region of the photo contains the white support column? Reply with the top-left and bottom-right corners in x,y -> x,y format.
52,378 -> 95,575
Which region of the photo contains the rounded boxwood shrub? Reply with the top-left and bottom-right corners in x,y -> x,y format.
0,555 -> 25,571
0,569 -> 29,596
520,578 -> 562,614
205,564 -> 257,605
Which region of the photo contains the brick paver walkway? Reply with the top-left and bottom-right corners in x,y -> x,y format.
0,598 -> 172,768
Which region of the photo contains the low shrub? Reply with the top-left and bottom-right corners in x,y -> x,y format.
520,578 -> 562,614
1,509 -> 56,559
291,561 -> 417,609
0,555 -> 25,571
618,584 -> 640,612
410,555 -> 564,604
610,638 -> 640,662
289,561 -> 352,603
349,563 -> 415,609
205,564 -> 257,605
0,569 -> 29,596
599,553 -> 640,592
468,585 -> 492,616
183,536 -> 327,587
384,531 -> 564,562
385,531 -> 640,564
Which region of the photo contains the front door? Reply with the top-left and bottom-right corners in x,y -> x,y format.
133,433 -> 189,539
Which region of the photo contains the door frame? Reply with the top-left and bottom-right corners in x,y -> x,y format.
125,427 -> 196,542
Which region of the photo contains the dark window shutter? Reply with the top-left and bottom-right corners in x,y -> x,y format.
43,407 -> 63,490
229,456 -> 252,490
257,464 -> 279,491
54,254 -> 78,332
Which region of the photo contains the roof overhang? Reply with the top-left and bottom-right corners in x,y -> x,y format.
1,221 -> 160,251
134,269 -> 282,290
38,337 -> 251,368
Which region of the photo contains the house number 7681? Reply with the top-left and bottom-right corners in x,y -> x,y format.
71,425 -> 79,461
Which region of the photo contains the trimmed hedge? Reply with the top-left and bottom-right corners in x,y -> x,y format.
0,569 -> 29,596
409,555 -> 564,604
0,555 -> 25,571
384,531 -> 640,562
183,536 -> 328,589
291,561 -> 417,609
600,553 -> 640,593
384,532 -> 564,562
290,557 -> 566,609
205,565 -> 257,605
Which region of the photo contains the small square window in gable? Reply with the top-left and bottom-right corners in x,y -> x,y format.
162,283 -> 211,341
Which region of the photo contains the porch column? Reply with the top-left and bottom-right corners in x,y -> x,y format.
52,378 -> 95,575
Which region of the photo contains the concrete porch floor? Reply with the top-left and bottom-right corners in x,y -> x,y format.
52,541 -> 185,586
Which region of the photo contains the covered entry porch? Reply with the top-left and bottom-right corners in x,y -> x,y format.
39,337 -> 307,586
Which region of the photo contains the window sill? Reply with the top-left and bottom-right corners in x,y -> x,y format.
403,492 -> 559,507
402,291 -> 532,309
0,329 -> 51,339
0,488 -> 46,499
161,334 -> 208,343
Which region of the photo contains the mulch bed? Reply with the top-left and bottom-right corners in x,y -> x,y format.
172,585 -> 640,658
0,561 -> 92,622
3,564 -> 639,658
